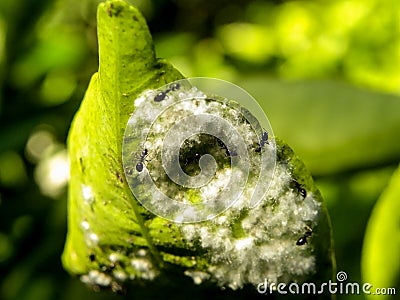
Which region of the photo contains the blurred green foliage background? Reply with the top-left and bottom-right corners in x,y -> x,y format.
0,0 -> 399,299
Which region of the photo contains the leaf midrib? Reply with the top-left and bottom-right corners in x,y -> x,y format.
98,1 -> 163,268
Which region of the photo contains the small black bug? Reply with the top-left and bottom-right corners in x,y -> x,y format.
216,138 -> 224,148
169,83 -> 180,91
260,131 -> 269,147
136,149 -> 148,172
296,226 -> 313,246
291,179 -> 307,199
154,91 -> 167,102
153,83 -> 181,102
226,149 -> 238,157
296,236 -> 307,246
255,131 -> 269,152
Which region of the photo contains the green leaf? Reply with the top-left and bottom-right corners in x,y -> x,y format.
362,164 -> 400,299
239,77 -> 400,175
62,0 -> 183,276
62,0 -> 334,295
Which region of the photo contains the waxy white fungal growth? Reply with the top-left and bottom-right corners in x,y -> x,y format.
81,185 -> 94,204
79,79 -> 326,291
122,79 -> 321,289
179,161 -> 320,289
123,78 -> 276,223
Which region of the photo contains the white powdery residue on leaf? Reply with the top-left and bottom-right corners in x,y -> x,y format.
109,252 -> 121,263
81,184 -> 94,204
184,270 -> 211,285
88,232 -> 99,245
80,220 -> 90,231
214,215 -> 228,225
300,196 -> 321,221
125,80 -> 323,288
214,228 -> 234,252
199,170 -> 229,201
175,206 -> 198,223
130,257 -> 157,280
234,237 -> 253,251
134,92 -> 151,107
181,99 -> 198,113
137,248 -> 147,257
179,158 -> 321,289
81,270 -> 112,287
264,163 -> 292,200
180,224 -> 197,241
113,270 -> 127,281
81,220 -> 100,247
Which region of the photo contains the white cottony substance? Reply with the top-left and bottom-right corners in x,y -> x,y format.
179,161 -> 320,289
184,270 -> 211,285
124,79 -> 276,222
81,270 -> 112,287
120,79 -> 323,289
81,185 -> 94,204
130,257 -> 157,280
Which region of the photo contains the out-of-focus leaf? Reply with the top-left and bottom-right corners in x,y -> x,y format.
316,166 -> 395,288
362,164 -> 400,299
0,151 -> 27,187
216,23 -> 275,63
11,31 -> 86,88
225,0 -> 400,93
240,77 -> 400,175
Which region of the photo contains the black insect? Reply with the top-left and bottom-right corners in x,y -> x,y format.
296,226 -> 313,246
169,83 -> 180,91
226,148 -> 238,157
153,83 -> 181,102
260,131 -> 269,146
255,131 -> 269,152
135,149 -> 148,172
290,179 -> 307,199
217,138 -> 237,157
154,91 -> 167,102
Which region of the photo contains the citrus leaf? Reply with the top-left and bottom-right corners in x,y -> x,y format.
62,0 -> 334,296
362,164 -> 400,299
62,0 -> 183,276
